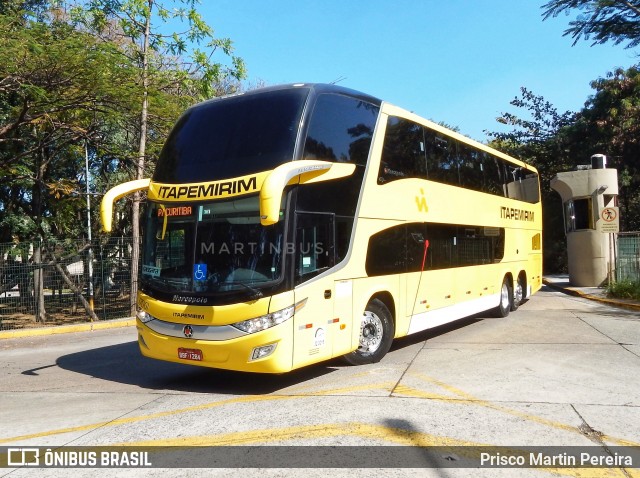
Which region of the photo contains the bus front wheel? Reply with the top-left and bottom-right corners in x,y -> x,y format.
343,299 -> 393,365
491,277 -> 512,318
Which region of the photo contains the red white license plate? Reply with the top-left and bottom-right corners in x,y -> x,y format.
178,348 -> 203,361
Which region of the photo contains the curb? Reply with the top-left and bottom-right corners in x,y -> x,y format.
542,278 -> 640,312
0,317 -> 136,340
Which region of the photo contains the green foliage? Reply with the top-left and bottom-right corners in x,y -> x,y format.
74,0 -> 246,100
490,87 -> 578,195
542,0 -> 640,49
569,66 -> 640,230
0,2 -> 226,242
488,65 -> 640,273
0,9 -> 141,241
606,279 -> 640,300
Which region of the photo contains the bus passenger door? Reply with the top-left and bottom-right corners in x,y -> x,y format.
292,212 -> 335,368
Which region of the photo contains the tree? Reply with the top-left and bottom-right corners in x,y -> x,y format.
573,65 -> 640,229
488,66 -> 640,271
74,0 -> 246,314
0,7 -> 141,320
542,0 -> 640,49
487,88 -> 579,273
489,87 -> 578,194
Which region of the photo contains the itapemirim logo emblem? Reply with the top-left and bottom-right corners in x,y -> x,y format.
415,188 -> 429,213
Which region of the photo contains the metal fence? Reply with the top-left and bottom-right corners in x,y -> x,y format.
616,232 -> 640,282
0,238 -> 136,331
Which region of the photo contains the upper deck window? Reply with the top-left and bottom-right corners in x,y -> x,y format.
154,88 -> 310,183
303,93 -> 379,166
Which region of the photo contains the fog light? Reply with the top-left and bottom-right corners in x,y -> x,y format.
250,343 -> 277,361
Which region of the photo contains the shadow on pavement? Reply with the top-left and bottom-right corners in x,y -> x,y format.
54,317 -> 482,394
56,340 -> 338,395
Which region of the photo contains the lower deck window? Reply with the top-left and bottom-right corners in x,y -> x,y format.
365,223 -> 505,276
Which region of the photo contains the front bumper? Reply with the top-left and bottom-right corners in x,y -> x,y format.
136,317 -> 294,373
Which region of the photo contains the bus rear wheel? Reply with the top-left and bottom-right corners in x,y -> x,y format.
511,273 -> 525,311
491,277 -> 512,318
343,299 -> 393,365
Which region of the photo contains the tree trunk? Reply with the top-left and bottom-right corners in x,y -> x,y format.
52,260 -> 99,322
32,147 -> 47,322
32,242 -> 46,323
130,1 -> 152,316
17,250 -> 31,306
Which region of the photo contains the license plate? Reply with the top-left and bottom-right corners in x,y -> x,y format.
178,348 -> 203,361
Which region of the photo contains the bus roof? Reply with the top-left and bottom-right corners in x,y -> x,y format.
199,83 -> 383,109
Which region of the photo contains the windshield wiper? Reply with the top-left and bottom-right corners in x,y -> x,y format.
145,276 -> 187,292
145,276 -> 172,291
226,281 -> 264,301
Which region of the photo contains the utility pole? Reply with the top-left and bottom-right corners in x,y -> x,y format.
85,142 -> 95,316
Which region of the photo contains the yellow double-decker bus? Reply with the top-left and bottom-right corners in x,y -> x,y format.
101,84 -> 542,373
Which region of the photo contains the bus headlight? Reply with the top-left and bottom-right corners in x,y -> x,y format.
136,310 -> 156,324
232,304 -> 295,334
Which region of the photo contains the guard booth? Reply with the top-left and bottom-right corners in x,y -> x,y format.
550,155 -> 619,286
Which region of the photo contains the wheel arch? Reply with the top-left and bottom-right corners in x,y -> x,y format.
517,270 -> 528,298
369,291 -> 396,337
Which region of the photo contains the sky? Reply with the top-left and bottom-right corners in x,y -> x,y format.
195,0 -> 638,143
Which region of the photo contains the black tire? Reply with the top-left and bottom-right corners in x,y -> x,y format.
343,298 -> 394,365
511,273 -> 525,311
491,276 -> 512,318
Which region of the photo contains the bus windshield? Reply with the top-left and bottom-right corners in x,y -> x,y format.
141,195 -> 286,298
153,88 -> 310,183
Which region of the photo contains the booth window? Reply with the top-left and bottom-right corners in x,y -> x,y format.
564,198 -> 593,232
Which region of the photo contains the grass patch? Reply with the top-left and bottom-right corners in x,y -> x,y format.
606,280 -> 640,300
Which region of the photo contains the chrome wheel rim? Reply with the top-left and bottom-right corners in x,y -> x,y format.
514,280 -> 523,305
500,283 -> 510,310
358,311 -> 383,353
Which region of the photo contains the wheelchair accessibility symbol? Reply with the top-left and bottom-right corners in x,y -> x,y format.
193,264 -> 207,281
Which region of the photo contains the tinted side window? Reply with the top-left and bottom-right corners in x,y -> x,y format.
406,224 -> 428,272
303,94 -> 379,166
458,145 -> 485,191
483,155 -> 506,197
424,223 -> 457,270
456,225 -> 505,266
378,117 -> 426,184
366,223 -> 505,276
505,167 -> 541,204
424,224 -> 505,270
297,94 -> 380,265
425,130 -> 459,186
365,225 -> 407,276
419,126 -> 540,204
295,212 -> 336,285
366,223 -> 429,276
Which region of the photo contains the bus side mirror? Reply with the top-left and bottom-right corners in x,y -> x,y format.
101,178 -> 151,232
259,160 -> 356,226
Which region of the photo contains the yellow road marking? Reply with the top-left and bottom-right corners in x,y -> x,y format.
0,394 -> 288,444
306,381 -> 396,395
1,375 -> 637,477
0,382 -> 394,444
399,372 -> 640,448
112,422 -> 632,478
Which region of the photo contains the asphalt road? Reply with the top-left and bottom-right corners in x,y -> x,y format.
1,285 -> 639,478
